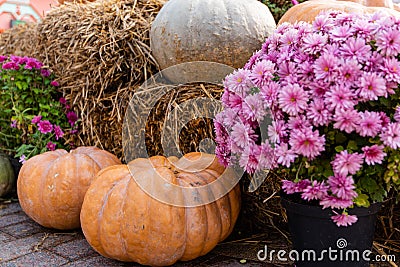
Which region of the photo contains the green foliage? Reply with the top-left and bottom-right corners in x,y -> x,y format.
259,0 -> 307,23
0,55 -> 79,161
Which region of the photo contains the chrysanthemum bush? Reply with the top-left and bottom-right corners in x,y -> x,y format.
0,55 -> 79,162
214,11 -> 400,226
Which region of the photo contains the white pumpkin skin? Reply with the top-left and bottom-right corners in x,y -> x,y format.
150,0 -> 277,70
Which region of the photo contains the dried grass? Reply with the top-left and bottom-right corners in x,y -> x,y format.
35,0 -> 163,158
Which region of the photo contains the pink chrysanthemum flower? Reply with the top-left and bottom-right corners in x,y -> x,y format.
320,195 -> 354,209
380,122 -> 400,149
331,213 -> 358,227
224,69 -> 252,96
358,72 -> 387,101
324,84 -> 356,111
242,94 -> 267,122
275,143 -> 296,168
289,127 -> 325,159
328,174 -> 358,200
362,145 -> 386,165
307,98 -> 331,126
340,37 -> 371,60
394,106 -> 400,122
249,60 -> 274,86
301,180 -> 329,201
332,150 -> 364,176
333,108 -> 360,133
314,53 -> 339,81
278,84 -> 308,116
376,28 -> 400,57
356,111 -> 382,137
54,125 -> 64,141
282,179 -> 312,194
381,57 -> 400,83
287,115 -> 311,130
31,115 -> 42,125
302,32 -> 327,54
239,143 -> 262,174
338,60 -> 361,85
331,24 -> 354,41
231,122 -> 256,149
37,120 -> 53,134
46,142 -> 56,151
268,120 -> 288,144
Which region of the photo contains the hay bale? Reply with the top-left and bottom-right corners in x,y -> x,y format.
35,0 -> 164,158
0,23 -> 39,57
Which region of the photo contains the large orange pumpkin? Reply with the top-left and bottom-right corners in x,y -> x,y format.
80,152 -> 241,266
17,146 -> 121,230
278,0 -> 400,24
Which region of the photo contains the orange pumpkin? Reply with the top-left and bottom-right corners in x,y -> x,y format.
17,146 -> 121,230
278,0 -> 400,25
80,152 -> 241,266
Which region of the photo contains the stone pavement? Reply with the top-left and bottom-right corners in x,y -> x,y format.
0,201 -> 271,267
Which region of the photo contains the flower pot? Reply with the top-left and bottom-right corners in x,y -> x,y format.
281,193 -> 381,267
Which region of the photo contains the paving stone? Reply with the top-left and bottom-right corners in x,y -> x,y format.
1,221 -> 45,238
0,203 -> 22,216
0,212 -> 29,228
0,234 -> 46,262
50,238 -> 96,260
0,231 -> 15,243
62,255 -> 132,267
0,250 -> 69,267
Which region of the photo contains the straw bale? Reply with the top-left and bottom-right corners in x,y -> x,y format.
0,23 -> 39,57
34,0 -> 164,158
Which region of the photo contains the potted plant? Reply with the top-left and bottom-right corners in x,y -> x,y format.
214,10 -> 400,267
0,55 -> 79,173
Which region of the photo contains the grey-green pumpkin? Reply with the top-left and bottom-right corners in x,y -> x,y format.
150,0 -> 277,70
0,154 -> 15,197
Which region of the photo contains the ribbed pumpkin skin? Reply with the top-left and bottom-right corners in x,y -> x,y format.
150,0 -> 276,70
278,0 -> 400,25
0,154 -> 15,197
80,152 -> 241,266
17,146 -> 121,230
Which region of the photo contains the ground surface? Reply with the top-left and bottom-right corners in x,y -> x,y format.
0,200 -> 398,267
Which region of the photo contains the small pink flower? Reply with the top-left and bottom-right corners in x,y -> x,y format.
37,120 -> 53,134
289,127 -> 325,160
59,98 -> 67,105
54,125 -> 64,140
278,84 -> 309,116
331,212 -> 358,227
356,111 -> 382,137
362,145 -> 386,165
332,150 -> 364,176
2,62 -> 19,70
46,142 -> 56,151
301,181 -> 329,201
50,80 -> 59,87
19,155 -> 27,164
328,174 -> 357,200
31,115 -> 42,124
320,195 -> 354,209
275,143 -> 296,168
41,69 -> 51,77
66,111 -> 78,126
10,120 -> 17,128
380,122 -> 400,149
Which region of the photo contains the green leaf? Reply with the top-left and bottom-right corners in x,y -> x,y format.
354,194 -> 370,207
347,140 -> 358,151
335,146 -> 344,152
335,132 -> 347,143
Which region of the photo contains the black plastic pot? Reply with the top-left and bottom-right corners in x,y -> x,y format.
281,193 -> 381,267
